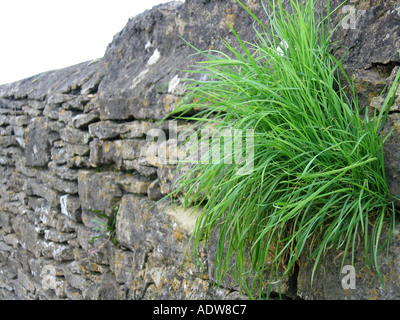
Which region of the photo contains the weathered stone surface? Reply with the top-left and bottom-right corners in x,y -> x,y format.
60,194 -> 81,222
25,179 -> 60,208
116,196 -> 203,272
89,139 -> 144,168
142,263 -> 209,300
38,170 -> 79,195
44,228 -> 76,243
44,104 -> 61,120
88,121 -> 123,140
58,109 -> 80,125
326,0 -> 400,109
72,110 -> 99,129
60,127 -> 91,145
104,246 -> 135,285
384,143 -> 400,207
48,161 -> 80,181
36,204 -> 76,233
97,0 -> 241,121
0,58 -> 104,102
115,195 -> 156,249
61,259 -> 124,299
39,240 -> 75,261
147,179 -> 164,200
0,136 -> 18,148
116,175 -> 152,195
67,156 -> 91,169
78,171 -> 123,228
51,144 -> 90,166
88,120 -> 155,140
297,220 -> 400,300
11,216 -> 40,257
0,211 -> 11,229
9,115 -> 29,127
25,117 -> 51,167
121,160 -> 158,177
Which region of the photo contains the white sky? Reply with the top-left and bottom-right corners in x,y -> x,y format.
0,0 -> 178,85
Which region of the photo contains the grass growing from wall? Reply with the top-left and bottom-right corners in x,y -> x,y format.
169,0 -> 400,298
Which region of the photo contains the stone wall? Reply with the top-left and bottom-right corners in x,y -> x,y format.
1,0 -> 400,300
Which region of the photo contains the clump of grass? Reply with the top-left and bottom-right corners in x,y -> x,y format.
88,205 -> 119,254
169,0 -> 400,298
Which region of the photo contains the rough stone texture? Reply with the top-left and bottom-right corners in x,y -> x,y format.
1,0 -> 400,300
297,223 -> 400,300
25,117 -> 51,167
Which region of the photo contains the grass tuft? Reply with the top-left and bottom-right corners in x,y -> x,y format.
168,0 -> 400,298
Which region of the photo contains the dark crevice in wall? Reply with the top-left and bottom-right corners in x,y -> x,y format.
266,291 -> 294,300
366,61 -> 400,78
62,85 -> 82,96
140,282 -> 155,299
87,81 -> 100,95
287,262 -> 302,300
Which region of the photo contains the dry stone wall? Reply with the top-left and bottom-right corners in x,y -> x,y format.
1,0 -> 400,300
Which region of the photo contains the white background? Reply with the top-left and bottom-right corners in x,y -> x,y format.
0,0 -> 178,85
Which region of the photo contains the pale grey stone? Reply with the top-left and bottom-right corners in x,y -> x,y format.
60,127 -> 91,145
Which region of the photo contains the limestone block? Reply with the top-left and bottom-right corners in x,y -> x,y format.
115,195 -> 155,249
98,98 -> 133,121
147,179 -> 163,200
51,144 -> 90,166
89,120 -> 155,140
116,175 -> 152,195
0,211 -> 10,229
58,109 -> 80,125
116,196 -> 200,265
43,228 -> 76,243
72,110 -> 99,129
48,161 -> 80,181
39,240 -> 75,262
38,171 -> 79,195
35,204 -> 76,233
60,127 -> 91,145
78,171 -> 123,227
26,179 -> 59,208
0,136 -> 18,147
121,159 -> 157,177
89,139 -> 144,168
60,194 -> 81,222
88,121 -> 123,140
9,115 -> 29,127
11,216 -> 40,257
105,247 -> 135,284
43,104 -> 60,120
25,117 -> 51,167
